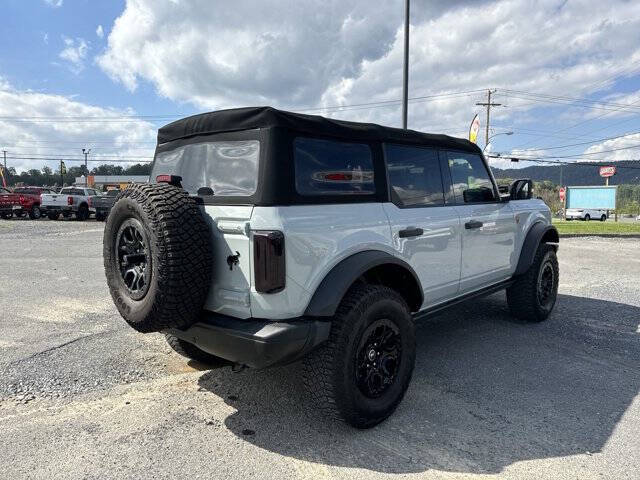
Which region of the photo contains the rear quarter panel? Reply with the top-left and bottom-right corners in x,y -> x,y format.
250,203 -> 394,319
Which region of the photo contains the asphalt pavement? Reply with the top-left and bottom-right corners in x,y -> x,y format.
1,218 -> 639,480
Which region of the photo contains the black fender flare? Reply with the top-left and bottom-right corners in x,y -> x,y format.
304,250 -> 423,317
514,222 -> 559,276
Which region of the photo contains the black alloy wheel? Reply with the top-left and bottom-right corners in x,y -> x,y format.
355,319 -> 402,399
115,219 -> 151,301
536,260 -> 555,310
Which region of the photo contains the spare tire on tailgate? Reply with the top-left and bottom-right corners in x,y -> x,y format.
103,183 -> 212,333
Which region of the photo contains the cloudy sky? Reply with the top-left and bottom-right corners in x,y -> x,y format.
3,0 -> 640,173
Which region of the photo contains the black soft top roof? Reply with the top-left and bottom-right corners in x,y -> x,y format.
157,106 -> 480,153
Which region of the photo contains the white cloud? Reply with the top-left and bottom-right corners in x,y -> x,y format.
44,0 -> 63,7
96,25 -> 104,39
97,0 -> 640,139
0,80 -> 156,174
59,37 -> 89,74
43,33 -> 49,45
582,133 -> 640,162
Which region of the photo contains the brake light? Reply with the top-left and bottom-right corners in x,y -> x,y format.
67,196 -> 74,205
253,231 -> 285,293
156,175 -> 183,187
19,195 -> 25,204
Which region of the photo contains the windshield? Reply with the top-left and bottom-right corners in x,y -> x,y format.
151,139 -> 260,196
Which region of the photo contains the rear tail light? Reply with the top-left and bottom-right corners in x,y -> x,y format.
67,196 -> 74,205
19,195 -> 25,204
156,175 -> 183,187
253,231 -> 285,293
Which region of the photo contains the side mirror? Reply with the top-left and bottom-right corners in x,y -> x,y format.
509,179 -> 533,200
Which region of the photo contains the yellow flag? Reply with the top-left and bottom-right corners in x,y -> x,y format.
469,114 -> 480,144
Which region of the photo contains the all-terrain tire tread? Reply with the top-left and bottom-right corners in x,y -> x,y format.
103,183 -> 212,333
302,284 -> 412,427
506,243 -> 558,323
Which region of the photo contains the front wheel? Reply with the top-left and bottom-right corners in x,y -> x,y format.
507,243 -> 559,322
1,212 -> 12,219
302,285 -> 416,428
584,214 -> 591,221
47,212 -> 60,220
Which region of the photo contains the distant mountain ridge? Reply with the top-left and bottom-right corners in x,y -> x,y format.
491,160 -> 640,185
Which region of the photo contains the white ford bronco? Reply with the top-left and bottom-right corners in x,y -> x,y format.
103,107 -> 559,428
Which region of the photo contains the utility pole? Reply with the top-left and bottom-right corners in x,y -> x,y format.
2,150 -> 7,186
401,0 -> 410,129
476,89 -> 501,148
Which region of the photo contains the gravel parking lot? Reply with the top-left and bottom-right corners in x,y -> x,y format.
1,218 -> 639,480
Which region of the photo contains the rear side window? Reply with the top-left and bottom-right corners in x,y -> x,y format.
446,152 -> 496,203
152,140 -> 260,196
294,137 -> 374,196
384,144 -> 444,207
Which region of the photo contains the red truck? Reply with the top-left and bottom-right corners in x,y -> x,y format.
0,186 -> 58,219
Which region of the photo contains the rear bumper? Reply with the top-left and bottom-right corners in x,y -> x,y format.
165,312 -> 331,369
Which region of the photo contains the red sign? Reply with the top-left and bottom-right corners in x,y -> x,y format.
559,187 -> 565,201
599,166 -> 616,178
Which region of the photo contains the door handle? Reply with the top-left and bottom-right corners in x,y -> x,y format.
399,227 -> 424,238
465,220 -> 483,230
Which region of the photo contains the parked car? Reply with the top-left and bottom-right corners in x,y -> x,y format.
103,107 -> 559,428
0,186 -> 57,219
565,208 -> 607,221
41,186 -> 98,220
93,189 -> 120,221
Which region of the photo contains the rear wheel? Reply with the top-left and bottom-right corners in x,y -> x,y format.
600,214 -> 606,222
165,334 -> 226,365
76,204 -> 89,221
95,211 -> 106,221
506,243 -> 559,322
14,210 -> 25,218
29,205 -> 41,219
47,211 -> 60,220
1,212 -> 12,219
302,285 -> 416,428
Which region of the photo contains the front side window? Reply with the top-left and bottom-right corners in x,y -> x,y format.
384,144 -> 444,207
446,152 -> 496,203
152,139 -> 260,196
294,137 -> 375,196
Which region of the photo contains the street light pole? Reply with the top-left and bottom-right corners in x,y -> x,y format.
82,148 -> 91,181
401,0 -> 410,129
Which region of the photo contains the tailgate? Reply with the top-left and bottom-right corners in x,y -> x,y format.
202,205 -> 254,319
41,194 -> 66,206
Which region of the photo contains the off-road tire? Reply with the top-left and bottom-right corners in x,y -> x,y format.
76,204 -> 89,221
47,211 -> 60,220
302,285 -> 416,429
103,183 -> 212,333
28,205 -> 42,219
506,243 -> 559,322
165,334 -> 225,365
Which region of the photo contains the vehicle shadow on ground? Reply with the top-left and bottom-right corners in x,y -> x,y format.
197,293 -> 640,474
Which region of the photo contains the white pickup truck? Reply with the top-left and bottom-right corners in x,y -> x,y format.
41,186 -> 98,220
565,208 -> 607,221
